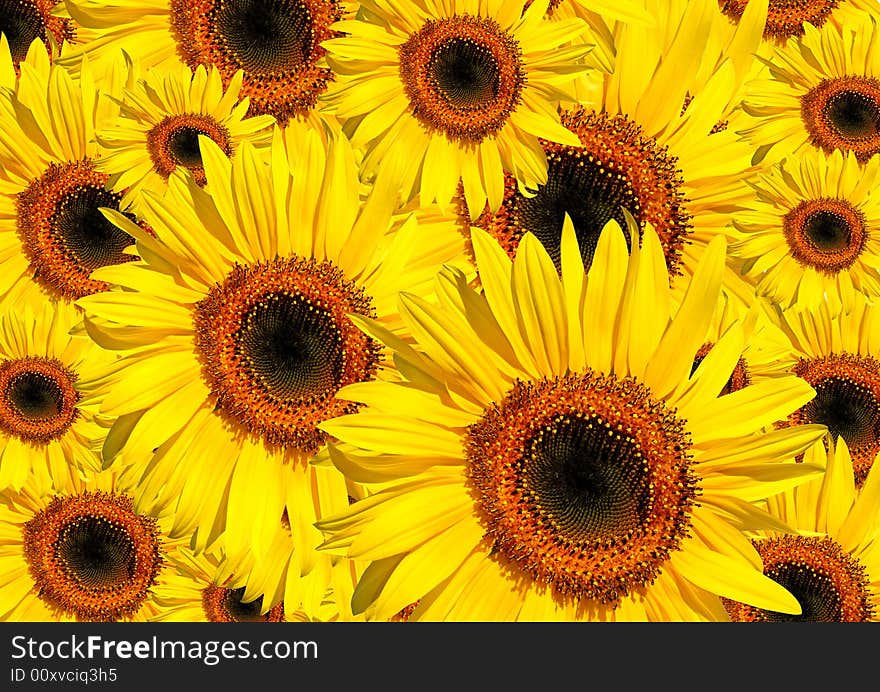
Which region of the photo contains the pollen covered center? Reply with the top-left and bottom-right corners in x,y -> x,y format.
399,15 -> 525,143
16,160 -> 140,300
466,371 -> 697,606
0,0 -> 74,68
22,492 -> 162,621
0,357 -> 80,444
801,77 -> 880,162
202,585 -> 285,622
789,354 -> 880,486
170,0 -> 342,123
193,256 -> 380,453
783,198 -> 867,273
464,108 -> 690,274
146,114 -> 233,185
718,0 -> 840,41
724,535 -> 874,622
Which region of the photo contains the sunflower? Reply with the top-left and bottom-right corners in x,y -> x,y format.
149,526 -> 364,621
452,0 -> 764,307
0,469 -> 193,622
777,296 -> 880,489
724,437 -> 880,621
96,63 -> 275,209
76,122 -> 470,618
730,148 -> 880,312
315,217 -> 827,622
738,10 -> 880,166
0,40 -> 145,306
60,0 -> 351,126
0,0 -> 76,71
148,547 -> 293,622
717,0 -> 877,43
0,301 -> 111,493
694,292 -> 798,396
320,0 -> 595,216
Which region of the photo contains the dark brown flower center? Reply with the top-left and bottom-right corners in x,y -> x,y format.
202,585 -> 285,621
22,492 -> 162,621
170,0 -> 342,123
724,535 -> 874,622
801,77 -> 880,162
193,256 -> 380,453
462,108 -> 690,274
147,114 -> 233,185
466,371 -> 697,606
0,357 -> 80,443
398,15 -> 524,143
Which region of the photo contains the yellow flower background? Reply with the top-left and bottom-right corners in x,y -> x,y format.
0,0 -> 879,623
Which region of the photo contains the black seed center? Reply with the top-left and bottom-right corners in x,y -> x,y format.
223,587 -> 267,621
523,416 -> 650,541
512,152 -> 634,270
7,371 -> 63,420
52,186 -> 136,272
762,562 -> 843,622
429,38 -> 499,108
215,0 -> 313,75
0,0 -> 46,62
802,376 -> 879,449
168,126 -> 208,168
55,517 -> 136,589
824,90 -> 880,139
237,293 -> 343,400
804,210 -> 852,252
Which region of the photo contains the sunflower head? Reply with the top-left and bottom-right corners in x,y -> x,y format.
725,438 -> 880,622
316,217 -> 823,621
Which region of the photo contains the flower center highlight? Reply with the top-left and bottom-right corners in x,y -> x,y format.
718,0 -> 840,42
0,357 -> 80,443
202,585 -> 285,621
462,108 -> 690,274
466,371 -> 697,606
783,198 -> 867,274
801,77 -> 880,162
146,114 -> 233,185
170,0 -> 342,123
788,353 -> 880,486
398,14 -> 525,143
22,492 -> 162,621
193,256 -> 380,453
16,160 -> 141,300
0,0 -> 74,69
724,535 -> 874,622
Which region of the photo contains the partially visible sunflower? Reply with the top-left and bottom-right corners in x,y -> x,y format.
0,0 -> 78,71
691,292 -> 797,396
76,123 -> 471,619
738,11 -> 880,165
321,0 -> 595,216
148,547 -> 293,622
454,0 -> 764,303
724,437 -> 880,621
60,0 -> 351,126
717,0 -> 878,44
777,296 -> 880,489
96,63 -> 275,209
0,469 -> 192,622
316,217 -> 826,622
731,148 -> 880,312
0,301 -> 110,492
0,40 -> 143,306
